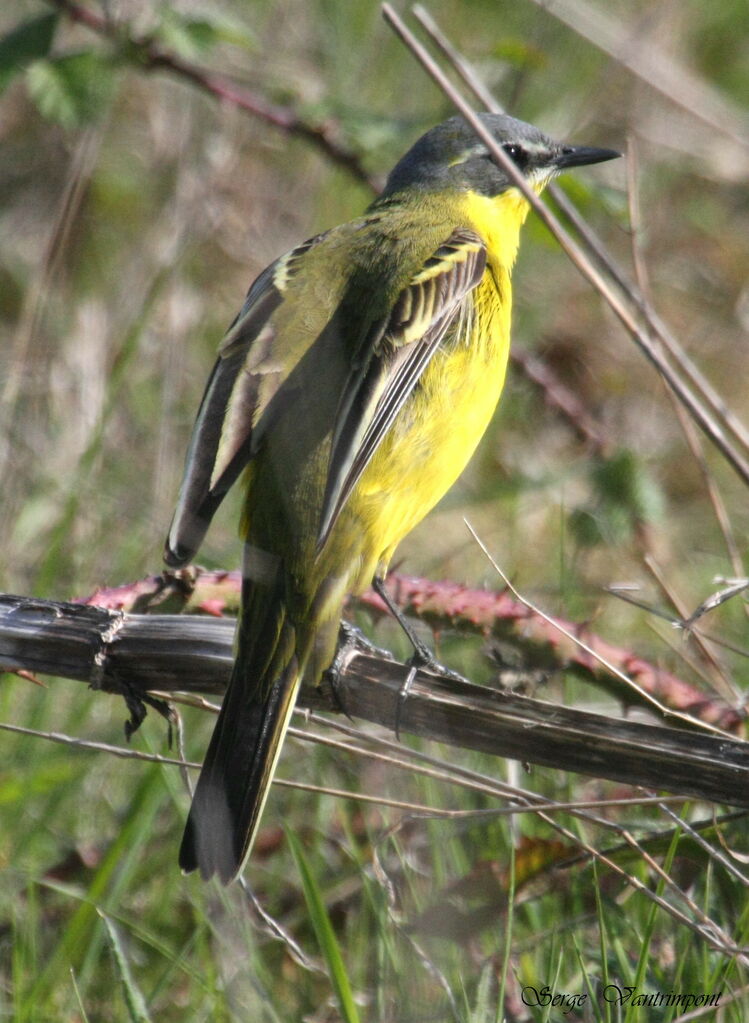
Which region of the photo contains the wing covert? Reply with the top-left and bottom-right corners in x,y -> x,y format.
317,227 -> 487,550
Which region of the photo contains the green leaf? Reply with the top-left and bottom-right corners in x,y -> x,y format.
568,507 -> 606,549
153,10 -> 257,60
0,12 -> 58,92
207,15 -> 258,53
25,51 -> 116,129
592,448 -> 663,524
286,829 -> 361,1023
568,450 -> 663,549
491,37 -> 547,71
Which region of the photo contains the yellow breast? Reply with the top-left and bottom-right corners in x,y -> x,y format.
462,187 -> 532,272
349,280 -> 509,582
319,186 -> 532,591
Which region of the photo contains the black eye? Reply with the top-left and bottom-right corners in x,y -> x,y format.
502,143 -> 528,168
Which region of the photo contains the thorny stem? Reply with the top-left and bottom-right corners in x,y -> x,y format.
47,0 -> 379,190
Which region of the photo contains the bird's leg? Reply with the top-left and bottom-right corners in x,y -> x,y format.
372,575 -> 434,663
372,576 -> 469,739
372,575 -> 467,679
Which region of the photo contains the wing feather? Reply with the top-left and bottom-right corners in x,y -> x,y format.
317,228 -> 487,549
164,233 -> 328,567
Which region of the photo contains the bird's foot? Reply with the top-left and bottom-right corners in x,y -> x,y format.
393,644 -> 469,740
323,621 -> 394,719
338,619 -> 395,661
406,639 -> 469,685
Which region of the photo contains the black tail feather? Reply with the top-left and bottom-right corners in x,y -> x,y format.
180,575 -> 299,883
179,653 -> 300,883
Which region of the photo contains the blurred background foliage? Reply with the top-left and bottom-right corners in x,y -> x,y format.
1,0 -> 748,1020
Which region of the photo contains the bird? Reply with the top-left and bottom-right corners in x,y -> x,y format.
165,112 -> 618,883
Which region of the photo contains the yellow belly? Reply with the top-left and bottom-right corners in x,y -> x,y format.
348,270 -> 511,582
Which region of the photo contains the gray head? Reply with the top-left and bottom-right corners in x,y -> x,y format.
381,113 -> 618,198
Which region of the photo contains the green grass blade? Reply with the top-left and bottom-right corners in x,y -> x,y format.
286,829 -> 361,1023
101,913 -> 153,1023
22,765 -> 166,1015
69,967 -> 91,1023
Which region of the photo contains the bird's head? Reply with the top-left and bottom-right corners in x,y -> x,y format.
381,113 -> 619,199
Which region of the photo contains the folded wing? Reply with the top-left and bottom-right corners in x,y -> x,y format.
165,226 -> 487,567
164,234 -> 328,567
317,227 -> 486,549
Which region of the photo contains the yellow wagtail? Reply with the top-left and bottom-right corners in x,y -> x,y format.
165,113 -> 618,882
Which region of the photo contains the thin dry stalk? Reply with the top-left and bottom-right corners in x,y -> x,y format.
527,0 -> 749,148
383,4 -> 749,486
642,553 -> 737,702
464,520 -> 734,738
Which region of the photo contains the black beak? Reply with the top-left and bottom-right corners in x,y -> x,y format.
555,145 -> 621,169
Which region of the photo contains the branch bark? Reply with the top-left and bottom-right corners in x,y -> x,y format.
81,568 -> 745,731
1,593 -> 748,808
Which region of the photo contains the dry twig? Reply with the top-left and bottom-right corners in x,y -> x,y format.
383,4 -> 749,487
47,0 -> 378,190
1,592 -> 748,809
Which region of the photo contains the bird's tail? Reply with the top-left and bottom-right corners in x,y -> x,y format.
179,574 -> 300,884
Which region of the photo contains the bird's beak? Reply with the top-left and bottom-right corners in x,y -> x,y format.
555,145 -> 621,169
